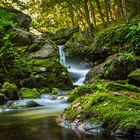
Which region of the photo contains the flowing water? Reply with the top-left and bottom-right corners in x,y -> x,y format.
0,46 -> 127,140
0,95 -> 118,140
58,45 -> 90,86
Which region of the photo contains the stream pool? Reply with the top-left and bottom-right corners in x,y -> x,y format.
0,105 -> 128,140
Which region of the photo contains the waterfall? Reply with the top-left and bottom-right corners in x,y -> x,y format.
58,45 -> 90,86
58,45 -> 66,66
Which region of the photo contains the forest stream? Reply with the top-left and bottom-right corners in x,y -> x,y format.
0,46 -> 129,140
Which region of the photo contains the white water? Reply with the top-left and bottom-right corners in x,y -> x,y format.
58,45 -> 66,66
0,95 -> 68,112
58,45 -> 90,86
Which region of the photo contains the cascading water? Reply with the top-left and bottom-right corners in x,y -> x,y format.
58,45 -> 66,66
58,45 -> 90,86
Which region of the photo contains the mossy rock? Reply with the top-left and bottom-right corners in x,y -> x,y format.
105,82 -> 140,92
51,88 -> 61,95
26,100 -> 41,108
2,82 -> 19,100
20,88 -> 40,98
39,88 -> 50,94
25,58 -> 73,90
85,53 -> 140,83
128,69 -> 140,86
0,93 -> 7,105
64,90 -> 140,137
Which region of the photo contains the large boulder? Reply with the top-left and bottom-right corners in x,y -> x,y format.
3,7 -> 32,31
85,53 -> 140,83
28,42 -> 57,59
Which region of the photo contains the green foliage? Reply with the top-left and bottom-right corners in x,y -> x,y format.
93,21 -> 140,54
128,69 -> 140,82
117,52 -> 134,63
19,87 -> 40,98
104,63 -> 113,78
2,82 -> 19,100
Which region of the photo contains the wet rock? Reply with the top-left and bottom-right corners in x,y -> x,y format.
0,93 -> 7,105
26,100 -> 41,108
112,129 -> 128,137
52,88 -> 62,95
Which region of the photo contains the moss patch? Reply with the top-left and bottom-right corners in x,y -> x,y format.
65,86 -> 140,136
68,81 -> 140,102
19,87 -> 40,98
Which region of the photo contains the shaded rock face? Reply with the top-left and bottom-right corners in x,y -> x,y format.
85,53 -> 140,83
13,31 -> 32,46
28,42 -> 57,59
43,27 -> 79,45
3,8 -> 32,31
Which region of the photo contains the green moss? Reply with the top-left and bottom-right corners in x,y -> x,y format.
2,82 -> 19,100
128,69 -> 140,81
65,91 -> 140,135
29,58 -> 72,89
20,87 -> 40,98
105,82 -> 140,92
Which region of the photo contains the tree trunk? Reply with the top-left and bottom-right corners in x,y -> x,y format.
108,0 -> 113,21
84,0 -> 92,41
122,0 -> 128,22
104,0 -> 109,22
95,0 -> 106,25
89,0 -> 96,27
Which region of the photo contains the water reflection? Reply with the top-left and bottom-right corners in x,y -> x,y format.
0,108 -> 128,140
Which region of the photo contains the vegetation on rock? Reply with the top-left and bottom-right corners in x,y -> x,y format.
64,82 -> 140,137
19,87 -> 40,98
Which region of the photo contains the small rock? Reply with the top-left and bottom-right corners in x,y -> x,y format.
39,67 -> 46,72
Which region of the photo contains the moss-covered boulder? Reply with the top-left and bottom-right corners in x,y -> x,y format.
20,88 -> 40,98
85,53 -> 140,83
128,69 -> 140,86
62,81 -> 140,138
0,93 -> 7,105
26,100 -> 41,108
64,91 -> 140,138
2,82 -> 19,100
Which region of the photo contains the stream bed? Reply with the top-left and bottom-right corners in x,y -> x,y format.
0,103 -> 119,140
